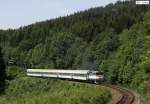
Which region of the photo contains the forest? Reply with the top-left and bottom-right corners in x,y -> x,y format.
0,0 -> 150,103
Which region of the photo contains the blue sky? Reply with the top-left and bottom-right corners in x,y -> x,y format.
0,0 -> 118,29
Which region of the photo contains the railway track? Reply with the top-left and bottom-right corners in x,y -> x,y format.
104,84 -> 135,104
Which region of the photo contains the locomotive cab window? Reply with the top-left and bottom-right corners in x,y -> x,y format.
96,72 -> 100,75
96,72 -> 103,75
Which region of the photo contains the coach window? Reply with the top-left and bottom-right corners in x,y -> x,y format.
74,74 -> 86,77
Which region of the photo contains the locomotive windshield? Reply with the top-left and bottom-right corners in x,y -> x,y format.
89,71 -> 103,75
96,71 -> 104,75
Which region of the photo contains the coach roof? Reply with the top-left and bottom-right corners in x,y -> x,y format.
27,69 -> 90,74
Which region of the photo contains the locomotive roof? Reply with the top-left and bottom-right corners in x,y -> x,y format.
27,69 -> 90,74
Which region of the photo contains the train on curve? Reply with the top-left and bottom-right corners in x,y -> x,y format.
27,69 -> 104,84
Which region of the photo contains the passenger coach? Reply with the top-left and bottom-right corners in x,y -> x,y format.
27,69 -> 104,84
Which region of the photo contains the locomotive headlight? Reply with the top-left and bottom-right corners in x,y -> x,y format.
97,75 -> 104,79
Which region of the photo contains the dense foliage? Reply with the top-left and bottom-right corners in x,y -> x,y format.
0,0 -> 150,103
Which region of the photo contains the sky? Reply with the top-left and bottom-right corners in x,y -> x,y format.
0,0 -> 118,30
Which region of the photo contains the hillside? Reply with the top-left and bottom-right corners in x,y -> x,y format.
0,0 -> 150,103
0,1 -> 149,68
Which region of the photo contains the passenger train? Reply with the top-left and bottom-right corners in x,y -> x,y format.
27,69 -> 104,84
